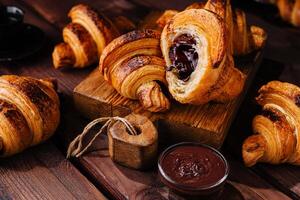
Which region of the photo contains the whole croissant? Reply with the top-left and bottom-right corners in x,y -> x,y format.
154,1 -> 266,56
52,4 -> 119,69
242,81 -> 300,166
277,0 -> 300,27
99,29 -> 170,112
0,75 -> 60,157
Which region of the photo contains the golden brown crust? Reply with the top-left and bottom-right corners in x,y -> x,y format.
231,8 -> 267,55
232,9 -> 249,55
99,29 -> 162,82
63,23 -> 98,68
242,81 -> 300,166
242,134 -> 267,167
0,100 -> 32,157
99,29 -> 170,112
205,0 -> 234,54
52,43 -> 75,69
292,0 -> 300,26
161,8 -> 244,104
53,4 -> 121,69
248,26 -> 267,51
256,81 -> 300,105
111,56 -> 166,93
277,0 -> 300,27
141,1 -> 266,56
0,75 -> 60,157
137,81 -> 170,112
277,0 -> 294,23
69,4 -> 119,51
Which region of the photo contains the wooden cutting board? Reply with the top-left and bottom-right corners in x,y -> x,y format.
73,52 -> 263,148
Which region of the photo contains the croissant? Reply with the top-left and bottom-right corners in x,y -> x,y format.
53,4 -> 119,69
154,1 -> 266,56
161,7 -> 245,104
99,29 -> 170,112
242,81 -> 300,166
56,23 -> 99,68
277,0 -> 300,27
0,75 -> 60,157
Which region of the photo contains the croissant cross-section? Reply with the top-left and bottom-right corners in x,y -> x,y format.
161,8 -> 245,105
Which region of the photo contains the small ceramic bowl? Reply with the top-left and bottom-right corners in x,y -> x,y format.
158,142 -> 229,199
0,5 -> 24,50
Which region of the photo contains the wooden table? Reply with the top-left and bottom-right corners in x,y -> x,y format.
0,0 -> 299,199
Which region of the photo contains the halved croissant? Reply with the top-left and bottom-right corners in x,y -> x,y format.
161,8 -> 245,104
0,75 -> 60,157
153,1 -> 267,56
99,29 -> 170,112
242,81 -> 300,166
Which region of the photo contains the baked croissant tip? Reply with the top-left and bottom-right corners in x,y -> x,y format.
242,135 -> 266,167
41,78 -> 58,91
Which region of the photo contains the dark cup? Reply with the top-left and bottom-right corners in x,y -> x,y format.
0,5 -> 24,50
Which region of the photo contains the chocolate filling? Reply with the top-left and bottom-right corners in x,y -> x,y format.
262,109 -> 280,122
295,94 -> 300,107
168,34 -> 198,81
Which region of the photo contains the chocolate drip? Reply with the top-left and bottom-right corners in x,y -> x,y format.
168,34 -> 198,81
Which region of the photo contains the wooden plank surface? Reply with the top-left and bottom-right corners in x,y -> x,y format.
20,0 -> 146,28
0,1 -> 107,199
1,0 -> 93,96
225,59 -> 300,200
72,136 -> 290,200
1,0 -> 300,199
0,142 -> 107,200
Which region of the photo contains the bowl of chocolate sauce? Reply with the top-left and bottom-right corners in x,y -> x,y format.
158,142 -> 229,199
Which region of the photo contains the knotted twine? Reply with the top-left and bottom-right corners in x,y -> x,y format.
67,116 -> 138,158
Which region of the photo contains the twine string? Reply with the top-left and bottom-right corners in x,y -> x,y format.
67,116 -> 137,158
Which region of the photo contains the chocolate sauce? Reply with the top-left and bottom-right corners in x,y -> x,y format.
161,145 -> 226,188
168,34 -> 198,81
